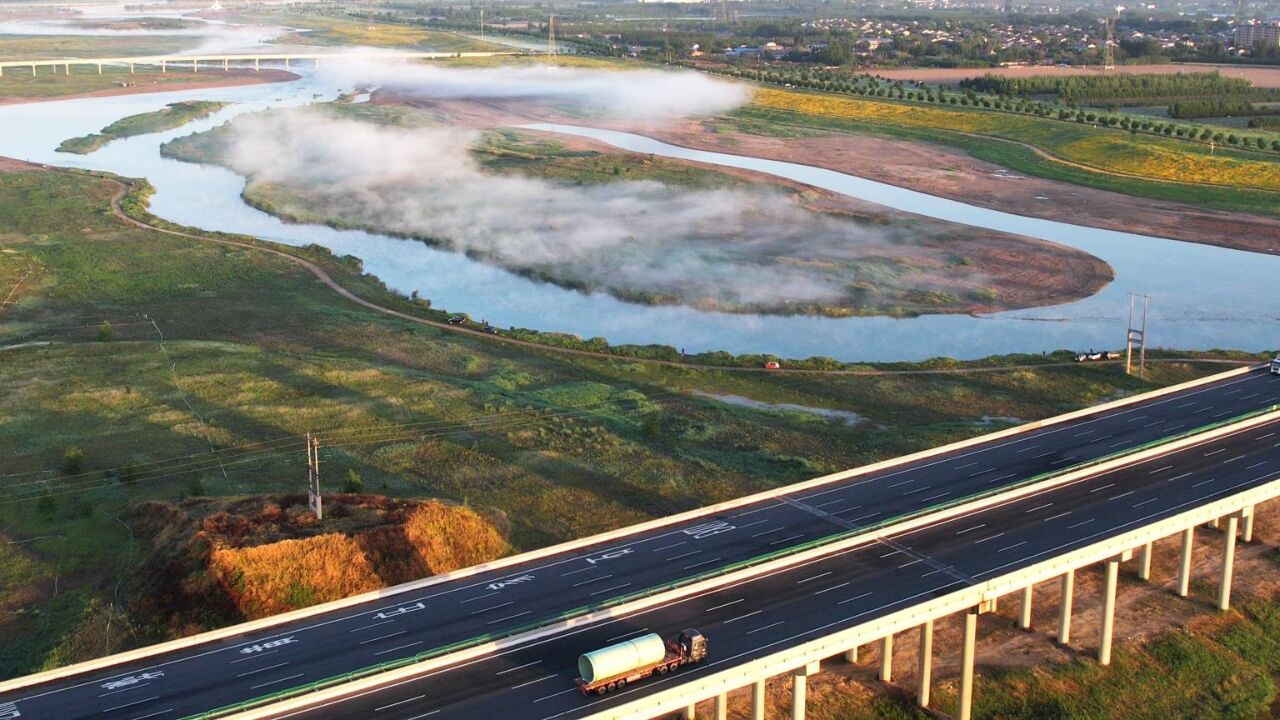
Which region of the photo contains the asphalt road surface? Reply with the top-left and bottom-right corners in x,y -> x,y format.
278,413 -> 1280,720
3,369 -> 1277,720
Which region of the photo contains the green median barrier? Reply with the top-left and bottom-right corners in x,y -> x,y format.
181,403 -> 1279,719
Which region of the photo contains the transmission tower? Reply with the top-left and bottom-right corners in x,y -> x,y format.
1125,291 -> 1150,378
305,432 -> 322,520
1103,12 -> 1117,71
548,15 -> 557,60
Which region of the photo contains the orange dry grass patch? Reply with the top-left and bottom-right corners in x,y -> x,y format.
211,534 -> 381,618
208,500 -> 510,618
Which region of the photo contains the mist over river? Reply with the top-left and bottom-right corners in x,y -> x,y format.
0,70 -> 1275,361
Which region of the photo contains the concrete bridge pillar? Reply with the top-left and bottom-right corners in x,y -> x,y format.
161,60 -> 166,73
791,662 -> 818,720
315,57 -> 322,69
1178,526 -> 1195,597
224,58 -> 229,71
1138,542 -> 1153,581
129,63 -> 135,74
1019,584 -> 1034,630
714,693 -> 727,720
958,608 -> 980,720
751,678 -> 766,720
254,57 -> 260,71
31,63 -> 36,76
1219,514 -> 1239,611
1242,505 -> 1256,543
844,645 -> 858,663
917,619 -> 934,708
63,63 -> 69,75
285,57 -> 291,69
879,634 -> 893,682
96,63 -> 102,74
684,702 -> 696,719
193,59 -> 198,73
1099,556 -> 1122,665
1058,569 -> 1074,644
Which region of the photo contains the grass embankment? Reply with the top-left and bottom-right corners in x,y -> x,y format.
0,35 -> 192,62
0,162 -> 1249,678
127,496 -> 508,625
746,87 -> 1280,218
56,101 -> 227,154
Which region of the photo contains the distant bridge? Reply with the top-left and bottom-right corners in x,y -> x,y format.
0,50 -> 533,77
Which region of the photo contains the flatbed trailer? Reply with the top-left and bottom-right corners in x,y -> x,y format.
576,629 -> 707,695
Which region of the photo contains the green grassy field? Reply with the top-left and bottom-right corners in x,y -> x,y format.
57,101 -> 227,154
740,89 -> 1280,219
0,163 -> 1243,678
0,67 -> 288,101
0,35 -> 192,62
235,13 -> 507,53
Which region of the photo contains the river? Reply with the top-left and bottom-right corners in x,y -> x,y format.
0,71 -> 1274,362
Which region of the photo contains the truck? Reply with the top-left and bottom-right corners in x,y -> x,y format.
575,629 -> 707,695
1272,355 -> 1280,375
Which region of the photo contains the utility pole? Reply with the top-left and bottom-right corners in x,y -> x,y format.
1125,291 -> 1149,378
479,8 -> 484,40
306,432 -> 322,520
548,15 -> 557,60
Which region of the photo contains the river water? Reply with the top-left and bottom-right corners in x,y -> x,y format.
0,71 -> 1274,361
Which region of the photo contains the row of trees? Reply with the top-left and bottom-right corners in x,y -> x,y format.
708,65 -> 1280,154
958,72 -> 1258,103
1168,98 -> 1277,118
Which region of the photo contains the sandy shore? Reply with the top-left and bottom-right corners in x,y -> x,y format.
0,69 -> 298,106
869,62 -> 1280,88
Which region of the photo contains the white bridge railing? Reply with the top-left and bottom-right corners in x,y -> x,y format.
0,50 -> 531,76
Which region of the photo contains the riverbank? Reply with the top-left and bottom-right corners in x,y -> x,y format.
631,111 -> 1280,257
0,68 -> 297,105
160,96 -> 1115,319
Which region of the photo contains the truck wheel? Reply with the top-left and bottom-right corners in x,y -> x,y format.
596,687 -> 608,696
607,682 -> 617,692
617,678 -> 627,688
657,665 -> 668,675
668,662 -> 679,672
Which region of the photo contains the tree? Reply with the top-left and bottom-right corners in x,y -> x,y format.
97,321 -> 113,342
187,473 -> 205,497
62,446 -> 84,475
343,468 -> 364,494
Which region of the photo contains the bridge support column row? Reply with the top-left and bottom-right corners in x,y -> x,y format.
879,634 -> 893,682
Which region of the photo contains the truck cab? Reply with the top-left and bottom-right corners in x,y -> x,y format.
1271,356 -> 1280,375
677,629 -> 708,663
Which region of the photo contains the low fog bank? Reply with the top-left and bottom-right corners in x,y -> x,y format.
317,60 -> 752,120
221,110 -> 942,310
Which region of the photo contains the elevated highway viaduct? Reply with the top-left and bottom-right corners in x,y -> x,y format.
0,366 -> 1276,720
258,407 -> 1280,720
